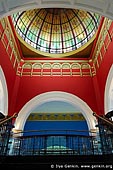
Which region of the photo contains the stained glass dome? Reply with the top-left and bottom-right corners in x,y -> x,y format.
12,8 -> 101,55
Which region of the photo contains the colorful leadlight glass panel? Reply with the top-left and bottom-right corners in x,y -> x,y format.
12,8 -> 101,54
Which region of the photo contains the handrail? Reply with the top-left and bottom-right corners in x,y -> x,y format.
13,129 -> 96,135
14,133 -> 95,140
0,112 -> 18,126
93,112 -> 113,128
0,117 -> 7,122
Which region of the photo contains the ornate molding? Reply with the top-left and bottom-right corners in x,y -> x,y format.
0,18 -> 21,70
27,112 -> 85,121
0,17 -> 113,77
17,60 -> 94,77
91,18 -> 112,72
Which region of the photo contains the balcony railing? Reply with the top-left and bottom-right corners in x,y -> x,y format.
0,112 -> 113,156
0,129 -> 103,156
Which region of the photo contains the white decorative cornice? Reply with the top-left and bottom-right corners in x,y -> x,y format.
0,0 -> 113,21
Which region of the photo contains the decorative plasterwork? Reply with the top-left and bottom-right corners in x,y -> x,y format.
15,18 -> 113,77
0,17 -> 113,77
17,60 -> 94,77
0,17 -> 21,70
91,18 -> 112,69
27,112 -> 85,121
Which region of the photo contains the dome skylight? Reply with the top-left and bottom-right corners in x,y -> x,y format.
12,8 -> 101,55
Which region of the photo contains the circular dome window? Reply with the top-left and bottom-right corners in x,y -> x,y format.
12,8 -> 101,56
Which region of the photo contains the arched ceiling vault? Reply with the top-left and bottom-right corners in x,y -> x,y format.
0,0 -> 113,20
0,0 -> 112,59
11,8 -> 100,58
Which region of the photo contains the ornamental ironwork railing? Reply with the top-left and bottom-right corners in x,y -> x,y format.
0,112 -> 113,156
93,112 -> 113,154
0,131 -> 100,156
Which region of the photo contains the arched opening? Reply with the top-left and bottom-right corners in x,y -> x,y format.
0,66 -> 8,116
105,64 -> 113,115
14,91 -> 96,132
24,100 -> 89,136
